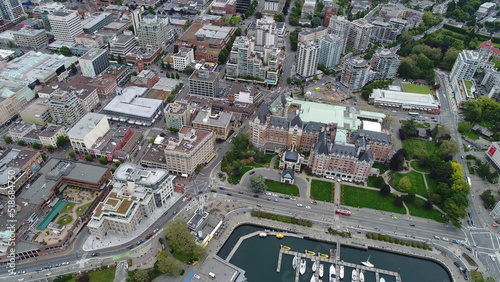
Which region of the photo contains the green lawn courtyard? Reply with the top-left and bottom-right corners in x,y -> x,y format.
391,171 -> 428,197
402,139 -> 438,159
60,202 -> 76,213
406,198 -> 446,223
310,179 -> 333,202
402,84 -> 432,94
56,215 -> 74,225
409,160 -> 432,173
341,185 -> 406,214
265,180 -> 300,196
76,202 -> 94,217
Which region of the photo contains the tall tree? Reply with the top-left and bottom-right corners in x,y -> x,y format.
397,176 -> 412,192
249,174 -> 267,192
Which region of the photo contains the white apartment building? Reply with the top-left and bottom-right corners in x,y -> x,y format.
47,88 -> 99,125
87,163 -> 176,239
67,113 -> 110,155
296,40 -> 320,79
328,16 -> 350,53
450,50 -> 481,81
173,47 -> 195,71
318,34 -> 343,68
348,18 -> 373,51
13,28 -> 48,50
137,15 -> 169,50
370,48 -> 400,80
48,11 -> 83,43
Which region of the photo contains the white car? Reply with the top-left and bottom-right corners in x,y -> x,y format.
290,197 -> 296,201
297,204 -> 303,207
306,206 -> 311,209
61,262 -> 69,266
272,193 -> 278,197
266,192 -> 271,196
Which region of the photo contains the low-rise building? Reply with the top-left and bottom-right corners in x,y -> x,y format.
87,163 -> 176,239
39,125 -> 67,148
109,34 -> 138,57
349,129 -> 391,162
164,102 -> 192,130
130,70 -> 160,88
13,28 -> 48,50
67,113 -> 110,155
0,82 -> 36,126
19,99 -> 51,126
189,70 -> 220,98
81,12 -> 114,34
69,75 -> 117,97
370,88 -> 440,112
173,47 -> 195,71
192,109 -> 233,140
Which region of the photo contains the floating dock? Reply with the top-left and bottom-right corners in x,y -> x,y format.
277,248 -> 402,282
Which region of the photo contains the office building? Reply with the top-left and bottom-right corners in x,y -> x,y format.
79,48 -> 111,77
141,126 -> 215,176
188,70 -> 220,98
164,102 -> 192,130
131,7 -> 143,35
341,57 -> 370,90
109,34 -> 138,57
296,40 -> 320,79
87,163 -> 175,239
48,11 -> 83,43
328,16 -> 350,53
263,0 -> 280,13
370,48 -> 400,80
0,82 -> 36,126
32,3 -> 67,31
47,86 -> 99,125
176,24 -> 235,62
173,47 -> 195,71
236,0 -> 251,13
449,50 -> 482,81
137,15 -> 169,50
192,109 -> 233,140
0,0 -> 25,21
318,34 -> 343,68
13,28 -> 48,50
81,12 -> 114,34
67,113 -> 110,155
348,18 -> 373,51
19,99 -> 51,126
210,0 -> 237,15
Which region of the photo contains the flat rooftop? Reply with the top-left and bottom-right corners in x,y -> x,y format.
67,113 -> 107,139
80,48 -> 107,61
370,88 -> 440,109
102,86 -> 163,119
189,70 -> 219,82
192,109 -> 232,128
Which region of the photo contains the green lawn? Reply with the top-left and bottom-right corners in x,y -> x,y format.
265,180 -> 300,196
406,198 -> 446,223
493,59 -> 500,70
61,202 -> 76,213
467,161 -> 475,175
462,131 -> 479,140
425,174 -> 438,194
391,171 -> 428,197
310,179 -> 333,202
56,215 -> 74,225
372,162 -> 389,174
367,176 -> 385,188
409,160 -> 432,173
230,155 -> 276,184
342,185 -> 406,214
76,202 -> 94,217
89,268 -> 116,282
402,139 -> 438,159
402,84 -> 432,94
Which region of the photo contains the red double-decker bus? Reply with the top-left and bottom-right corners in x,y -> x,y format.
335,209 -> 351,216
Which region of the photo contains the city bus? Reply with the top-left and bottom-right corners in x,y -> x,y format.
408,112 -> 420,116
335,209 -> 351,216
466,176 -> 471,187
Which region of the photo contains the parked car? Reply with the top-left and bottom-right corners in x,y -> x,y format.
297,204 -> 303,207
146,233 -> 153,239
249,171 -> 255,175
91,253 -> 100,257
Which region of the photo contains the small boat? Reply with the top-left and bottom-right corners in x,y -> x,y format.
312,260 -> 317,272
310,274 -> 317,282
276,234 -> 284,239
329,264 -> 336,282
361,255 -> 374,268
300,259 -> 307,275
359,270 -> 365,282
292,255 -> 298,270
259,232 -> 267,238
339,265 -> 344,279
319,264 -> 324,278
352,269 -> 358,282
306,250 -> 316,255
318,252 -> 329,258
281,245 -> 291,251
380,278 -> 386,282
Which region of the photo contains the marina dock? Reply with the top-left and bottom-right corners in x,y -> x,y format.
277,249 -> 402,282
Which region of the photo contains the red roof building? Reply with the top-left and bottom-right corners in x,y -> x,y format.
479,40 -> 500,60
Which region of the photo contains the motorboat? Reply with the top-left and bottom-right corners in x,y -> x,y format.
339,265 -> 344,279
352,269 -> 358,282
312,260 -> 317,272
300,259 -> 307,275
329,264 -> 336,282
380,278 -> 386,282
292,255 -> 298,270
306,250 -> 316,255
259,232 -> 267,238
359,270 -> 365,282
318,252 -> 329,258
310,274 -> 317,282
276,234 -> 284,239
319,264 -> 324,278
281,245 -> 291,251
361,255 -> 374,268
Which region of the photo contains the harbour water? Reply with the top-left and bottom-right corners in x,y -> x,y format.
218,225 -> 451,282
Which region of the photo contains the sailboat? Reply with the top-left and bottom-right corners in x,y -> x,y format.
380,278 -> 386,282
319,264 -> 324,278
329,264 -> 336,282
312,260 -> 317,272
352,269 -> 358,282
300,259 -> 307,275
310,274 -> 317,282
359,270 -> 365,282
339,265 -> 344,279
361,255 -> 374,268
292,255 -> 298,270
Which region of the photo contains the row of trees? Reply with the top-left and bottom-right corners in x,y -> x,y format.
288,0 -> 303,26
244,0 -> 259,18
218,30 -> 240,64
251,211 -> 313,227
360,79 -> 393,101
